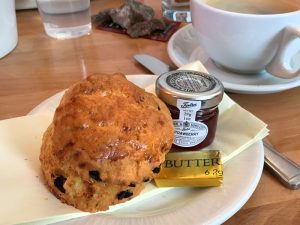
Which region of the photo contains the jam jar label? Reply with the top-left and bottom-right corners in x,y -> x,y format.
173,99 -> 208,147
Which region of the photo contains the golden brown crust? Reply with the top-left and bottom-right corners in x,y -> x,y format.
40,73 -> 174,212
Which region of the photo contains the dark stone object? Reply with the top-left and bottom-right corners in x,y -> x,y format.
127,19 -> 166,38
93,0 -> 173,39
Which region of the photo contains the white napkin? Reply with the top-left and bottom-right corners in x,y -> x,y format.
0,61 -> 268,224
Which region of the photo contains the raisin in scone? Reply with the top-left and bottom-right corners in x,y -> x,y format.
40,73 -> 174,212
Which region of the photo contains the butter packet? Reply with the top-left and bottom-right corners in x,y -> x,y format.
154,150 -> 223,187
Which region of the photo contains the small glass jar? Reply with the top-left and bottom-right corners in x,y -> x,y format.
156,70 -> 224,151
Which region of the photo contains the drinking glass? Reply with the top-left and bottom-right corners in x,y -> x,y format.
162,0 -> 191,22
36,0 -> 91,39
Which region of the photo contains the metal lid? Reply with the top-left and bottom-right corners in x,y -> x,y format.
156,70 -> 224,109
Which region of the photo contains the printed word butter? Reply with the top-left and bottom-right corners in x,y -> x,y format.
155,150 -> 223,187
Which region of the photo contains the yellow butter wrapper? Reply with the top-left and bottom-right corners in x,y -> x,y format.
154,150 -> 223,187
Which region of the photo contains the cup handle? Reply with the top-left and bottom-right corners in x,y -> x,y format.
266,26 -> 300,79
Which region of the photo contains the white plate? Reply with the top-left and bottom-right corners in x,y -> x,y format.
168,24 -> 300,94
29,75 -> 264,225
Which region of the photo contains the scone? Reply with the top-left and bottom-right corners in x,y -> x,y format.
40,73 -> 174,212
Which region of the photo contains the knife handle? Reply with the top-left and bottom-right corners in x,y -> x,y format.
264,142 -> 300,190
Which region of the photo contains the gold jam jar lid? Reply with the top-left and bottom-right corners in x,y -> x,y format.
155,70 -> 224,109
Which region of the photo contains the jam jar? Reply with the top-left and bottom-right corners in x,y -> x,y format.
156,70 -> 224,151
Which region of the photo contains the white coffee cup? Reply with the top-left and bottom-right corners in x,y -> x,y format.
191,0 -> 300,79
0,0 -> 18,58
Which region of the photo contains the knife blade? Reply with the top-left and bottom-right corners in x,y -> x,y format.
134,53 -> 300,190
134,54 -> 172,75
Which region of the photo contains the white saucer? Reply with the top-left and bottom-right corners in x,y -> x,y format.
168,24 -> 300,94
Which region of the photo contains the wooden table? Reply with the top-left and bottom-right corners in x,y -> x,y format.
0,0 -> 299,224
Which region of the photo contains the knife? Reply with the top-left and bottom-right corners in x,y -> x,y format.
134,53 -> 300,190
134,54 -> 175,75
